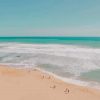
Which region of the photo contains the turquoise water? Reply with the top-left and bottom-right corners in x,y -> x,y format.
81,69 -> 100,82
0,37 -> 100,88
0,37 -> 100,47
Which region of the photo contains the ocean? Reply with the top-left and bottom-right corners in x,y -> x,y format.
0,37 -> 100,89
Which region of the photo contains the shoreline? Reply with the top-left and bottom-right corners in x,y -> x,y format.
1,64 -> 100,90
34,67 -> 100,90
0,65 -> 100,100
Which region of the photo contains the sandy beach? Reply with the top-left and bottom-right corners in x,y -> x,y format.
0,65 -> 100,100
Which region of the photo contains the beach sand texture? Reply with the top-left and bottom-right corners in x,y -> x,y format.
0,65 -> 100,100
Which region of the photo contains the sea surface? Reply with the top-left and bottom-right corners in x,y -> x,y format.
0,37 -> 100,89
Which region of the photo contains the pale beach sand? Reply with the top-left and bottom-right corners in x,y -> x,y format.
0,65 -> 100,100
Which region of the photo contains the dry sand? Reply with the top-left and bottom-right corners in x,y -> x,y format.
0,65 -> 100,100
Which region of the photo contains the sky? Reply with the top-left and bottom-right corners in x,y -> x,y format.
0,0 -> 100,36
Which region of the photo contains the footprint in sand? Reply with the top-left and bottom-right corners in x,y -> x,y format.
33,69 -> 37,71
64,88 -> 69,94
41,75 -> 45,79
50,85 -> 56,89
47,76 -> 51,79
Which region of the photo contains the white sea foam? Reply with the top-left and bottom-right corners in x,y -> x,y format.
0,43 -> 100,77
